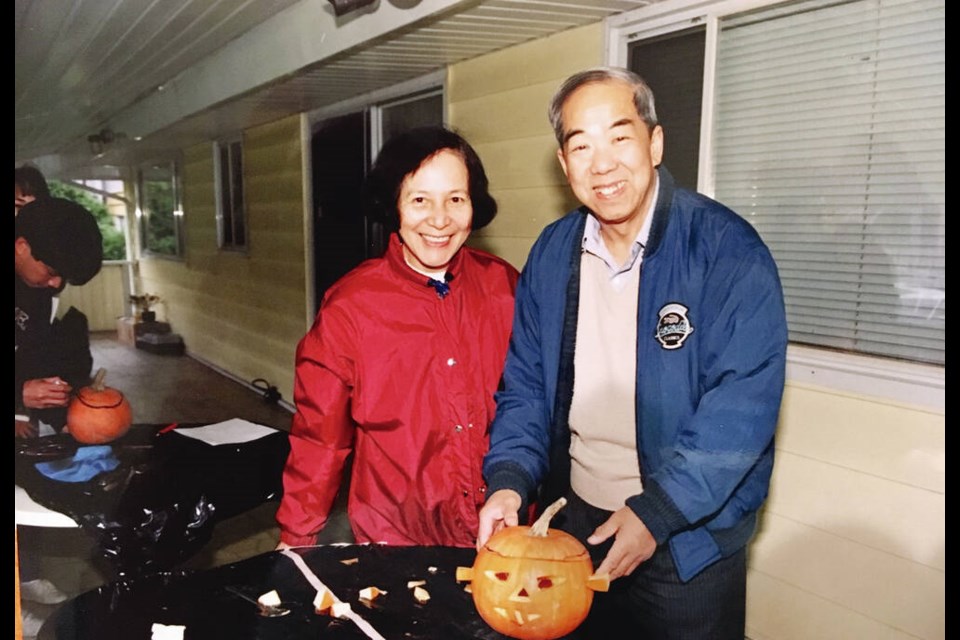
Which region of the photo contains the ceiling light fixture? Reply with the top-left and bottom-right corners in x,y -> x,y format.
87,128 -> 126,157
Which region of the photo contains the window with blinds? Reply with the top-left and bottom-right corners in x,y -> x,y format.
712,0 -> 944,365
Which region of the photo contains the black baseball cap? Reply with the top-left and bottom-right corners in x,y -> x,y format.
15,197 -> 104,286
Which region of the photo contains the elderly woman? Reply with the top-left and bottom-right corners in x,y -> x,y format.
277,126 -> 518,548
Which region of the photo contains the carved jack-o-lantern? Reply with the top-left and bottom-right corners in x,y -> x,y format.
457,498 -> 609,640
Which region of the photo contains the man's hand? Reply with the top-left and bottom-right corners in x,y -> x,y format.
476,489 -> 522,550
588,506 -> 657,580
15,418 -> 37,439
22,377 -> 72,409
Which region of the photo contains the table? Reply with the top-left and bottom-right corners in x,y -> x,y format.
15,422 -> 289,578
42,545 -> 511,640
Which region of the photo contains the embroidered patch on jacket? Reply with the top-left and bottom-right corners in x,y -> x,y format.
654,303 -> 694,350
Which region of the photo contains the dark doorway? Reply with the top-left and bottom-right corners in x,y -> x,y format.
311,112 -> 369,309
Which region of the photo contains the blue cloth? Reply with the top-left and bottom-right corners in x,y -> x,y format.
35,445 -> 120,482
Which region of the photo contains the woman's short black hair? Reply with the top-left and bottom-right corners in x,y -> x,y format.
364,126 -> 497,234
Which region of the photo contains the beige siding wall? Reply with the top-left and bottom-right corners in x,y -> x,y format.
59,261 -> 130,331
136,115 -> 305,404
448,24 -> 945,640
748,385 -> 944,640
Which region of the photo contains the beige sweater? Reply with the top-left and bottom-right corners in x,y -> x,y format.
568,252 -> 644,511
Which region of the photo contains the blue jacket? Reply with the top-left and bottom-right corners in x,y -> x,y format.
483,167 -> 788,581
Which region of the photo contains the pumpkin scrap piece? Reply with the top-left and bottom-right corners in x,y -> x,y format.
313,587 -> 336,614
257,590 -> 282,608
359,587 -> 386,602
331,601 -> 353,618
340,557 -> 360,566
412,586 -> 430,604
406,580 -> 426,589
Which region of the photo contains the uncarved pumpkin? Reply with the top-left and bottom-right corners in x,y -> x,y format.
67,368 -> 133,444
457,498 -> 609,640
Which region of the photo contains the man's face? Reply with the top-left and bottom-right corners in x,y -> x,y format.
15,237 -> 63,289
397,149 -> 473,276
556,79 -> 663,229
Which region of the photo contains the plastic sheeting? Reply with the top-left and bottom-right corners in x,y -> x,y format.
44,544 -> 508,640
15,424 -> 289,578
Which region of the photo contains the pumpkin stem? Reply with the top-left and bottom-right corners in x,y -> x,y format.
529,497 -> 567,537
92,367 -> 107,392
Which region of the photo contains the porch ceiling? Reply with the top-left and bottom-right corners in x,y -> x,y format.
16,0 -> 658,180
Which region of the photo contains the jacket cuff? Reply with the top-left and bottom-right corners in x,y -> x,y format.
484,462 -> 535,499
484,462 -> 538,520
279,530 -> 319,547
625,480 -> 690,545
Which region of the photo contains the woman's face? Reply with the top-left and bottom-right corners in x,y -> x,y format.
397,149 -> 473,276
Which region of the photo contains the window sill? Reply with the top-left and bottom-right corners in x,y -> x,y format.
785,345 -> 944,414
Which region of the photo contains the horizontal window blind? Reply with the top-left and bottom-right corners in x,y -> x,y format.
713,0 -> 944,365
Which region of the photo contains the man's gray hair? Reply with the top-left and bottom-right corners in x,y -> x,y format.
548,66 -> 659,145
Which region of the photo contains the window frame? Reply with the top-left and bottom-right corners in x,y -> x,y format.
136,158 -> 184,259
213,136 -> 247,252
606,0 -> 944,412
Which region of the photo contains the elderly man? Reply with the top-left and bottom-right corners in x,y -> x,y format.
478,67 -> 788,639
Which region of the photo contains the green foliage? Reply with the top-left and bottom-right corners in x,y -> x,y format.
141,179 -> 178,255
48,180 -> 127,260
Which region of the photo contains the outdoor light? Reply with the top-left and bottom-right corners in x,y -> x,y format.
87,128 -> 121,157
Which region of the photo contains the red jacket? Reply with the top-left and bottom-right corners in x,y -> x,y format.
277,235 -> 518,547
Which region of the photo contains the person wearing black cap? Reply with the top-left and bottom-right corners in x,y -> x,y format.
15,196 -> 103,438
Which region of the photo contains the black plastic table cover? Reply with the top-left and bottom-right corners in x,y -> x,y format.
15,423 -> 290,578
43,544 -> 512,640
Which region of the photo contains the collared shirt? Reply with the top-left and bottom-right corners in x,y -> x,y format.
581,178 -> 659,291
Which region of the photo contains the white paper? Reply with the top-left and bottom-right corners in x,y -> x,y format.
151,623 -> 185,640
173,419 -> 278,445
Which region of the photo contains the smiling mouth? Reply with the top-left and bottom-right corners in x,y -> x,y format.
594,181 -> 625,198
421,234 -> 452,245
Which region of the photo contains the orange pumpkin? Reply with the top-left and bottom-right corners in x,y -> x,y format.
457,498 -> 609,640
67,368 -> 133,444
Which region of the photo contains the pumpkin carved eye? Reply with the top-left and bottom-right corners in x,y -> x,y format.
537,577 -> 553,589
485,571 -> 510,582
